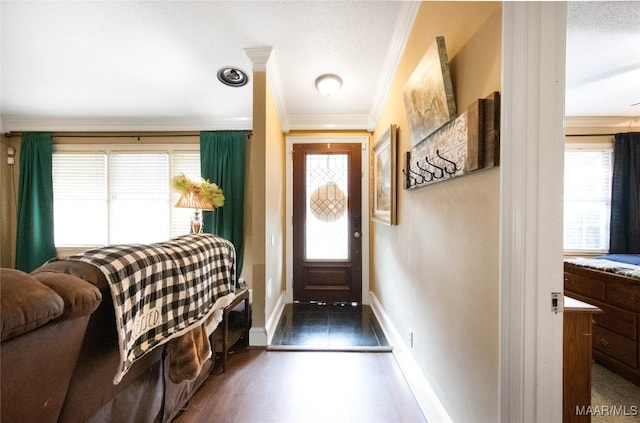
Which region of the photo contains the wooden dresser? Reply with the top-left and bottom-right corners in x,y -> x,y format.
564,262 -> 640,387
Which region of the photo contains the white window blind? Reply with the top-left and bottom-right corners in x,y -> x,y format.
564,147 -> 612,252
53,153 -> 108,246
109,153 -> 170,244
52,147 -> 200,248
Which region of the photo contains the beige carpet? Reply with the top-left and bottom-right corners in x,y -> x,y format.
591,363 -> 640,423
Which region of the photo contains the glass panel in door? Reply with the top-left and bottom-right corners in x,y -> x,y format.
305,153 -> 349,260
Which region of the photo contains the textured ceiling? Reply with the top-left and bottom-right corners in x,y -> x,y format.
1,1 -> 638,133
0,1 -> 413,131
565,1 -> 640,117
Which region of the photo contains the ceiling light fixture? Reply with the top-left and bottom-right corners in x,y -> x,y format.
217,67 -> 249,87
315,74 -> 342,96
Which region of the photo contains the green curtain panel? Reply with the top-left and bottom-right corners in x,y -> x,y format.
200,131 -> 247,280
15,132 -> 57,272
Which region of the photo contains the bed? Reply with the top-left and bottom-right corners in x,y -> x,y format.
564,254 -> 640,386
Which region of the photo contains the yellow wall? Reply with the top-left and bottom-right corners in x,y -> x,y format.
247,71 -> 268,330
247,67 -> 288,336
1,135 -> 20,267
371,3 -> 501,422
264,76 -> 286,325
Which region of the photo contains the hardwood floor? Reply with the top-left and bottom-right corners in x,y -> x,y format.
174,348 -> 427,423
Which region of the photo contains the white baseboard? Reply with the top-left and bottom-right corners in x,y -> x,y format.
369,292 -> 453,423
249,327 -> 268,346
250,291 -> 286,347
266,291 -> 286,344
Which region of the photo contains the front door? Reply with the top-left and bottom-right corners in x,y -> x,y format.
292,143 -> 362,303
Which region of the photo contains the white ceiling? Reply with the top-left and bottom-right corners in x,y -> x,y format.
566,1 -> 640,119
1,1 -> 638,134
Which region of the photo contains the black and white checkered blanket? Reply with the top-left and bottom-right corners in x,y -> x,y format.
61,234 -> 235,384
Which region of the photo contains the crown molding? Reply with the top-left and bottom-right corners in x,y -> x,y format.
265,2 -> 420,133
369,1 -> 420,131
0,116 -> 252,133
287,114 -> 371,132
244,46 -> 273,72
265,50 -> 290,133
244,46 -> 291,131
565,115 -> 640,130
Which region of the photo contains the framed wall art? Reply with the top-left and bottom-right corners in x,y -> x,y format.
372,124 -> 398,225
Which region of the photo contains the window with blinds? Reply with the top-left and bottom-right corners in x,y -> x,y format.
564,146 -> 612,252
53,153 -> 108,246
52,148 -> 200,247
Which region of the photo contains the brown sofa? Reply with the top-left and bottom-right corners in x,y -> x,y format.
2,233 -> 235,423
31,259 -> 221,423
0,267 -> 102,423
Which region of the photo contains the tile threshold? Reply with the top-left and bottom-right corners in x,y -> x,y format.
266,345 -> 393,352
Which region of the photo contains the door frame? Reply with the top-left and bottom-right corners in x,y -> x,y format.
285,135 -> 370,304
499,3 -> 566,421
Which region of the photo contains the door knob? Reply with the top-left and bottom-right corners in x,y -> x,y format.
354,231 -> 361,238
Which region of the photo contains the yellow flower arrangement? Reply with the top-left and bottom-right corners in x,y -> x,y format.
172,173 -> 225,208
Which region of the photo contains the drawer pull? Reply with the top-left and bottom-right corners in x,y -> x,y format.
596,335 -> 610,347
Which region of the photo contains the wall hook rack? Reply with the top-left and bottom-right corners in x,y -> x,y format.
403,150 -> 459,189
402,92 -> 500,190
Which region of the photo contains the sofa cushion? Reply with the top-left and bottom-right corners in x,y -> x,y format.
33,272 -> 102,320
32,260 -> 109,292
0,268 -> 64,341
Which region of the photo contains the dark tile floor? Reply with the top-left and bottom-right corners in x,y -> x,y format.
269,302 -> 391,351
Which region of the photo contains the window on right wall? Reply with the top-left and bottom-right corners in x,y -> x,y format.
564,145 -> 613,253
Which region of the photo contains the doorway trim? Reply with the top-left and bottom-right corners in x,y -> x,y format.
285,135 -> 370,305
500,2 -> 566,421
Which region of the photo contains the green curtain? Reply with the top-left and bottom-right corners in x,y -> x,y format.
200,131 -> 247,280
15,132 -> 57,272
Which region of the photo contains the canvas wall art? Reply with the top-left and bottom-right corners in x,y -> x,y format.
403,36 -> 457,146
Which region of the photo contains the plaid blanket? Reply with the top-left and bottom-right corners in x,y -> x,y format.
60,234 -> 235,384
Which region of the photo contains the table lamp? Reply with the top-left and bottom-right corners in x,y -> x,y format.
174,191 -> 214,234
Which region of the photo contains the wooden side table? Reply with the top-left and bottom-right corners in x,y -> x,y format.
216,288 -> 250,373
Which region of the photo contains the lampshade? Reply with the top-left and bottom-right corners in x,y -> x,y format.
315,74 -> 342,96
174,191 -> 214,211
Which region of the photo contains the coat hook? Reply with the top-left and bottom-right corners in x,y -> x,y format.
415,161 -> 435,182
409,166 -> 428,184
402,169 -> 419,187
436,150 -> 458,175
424,156 -> 444,179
